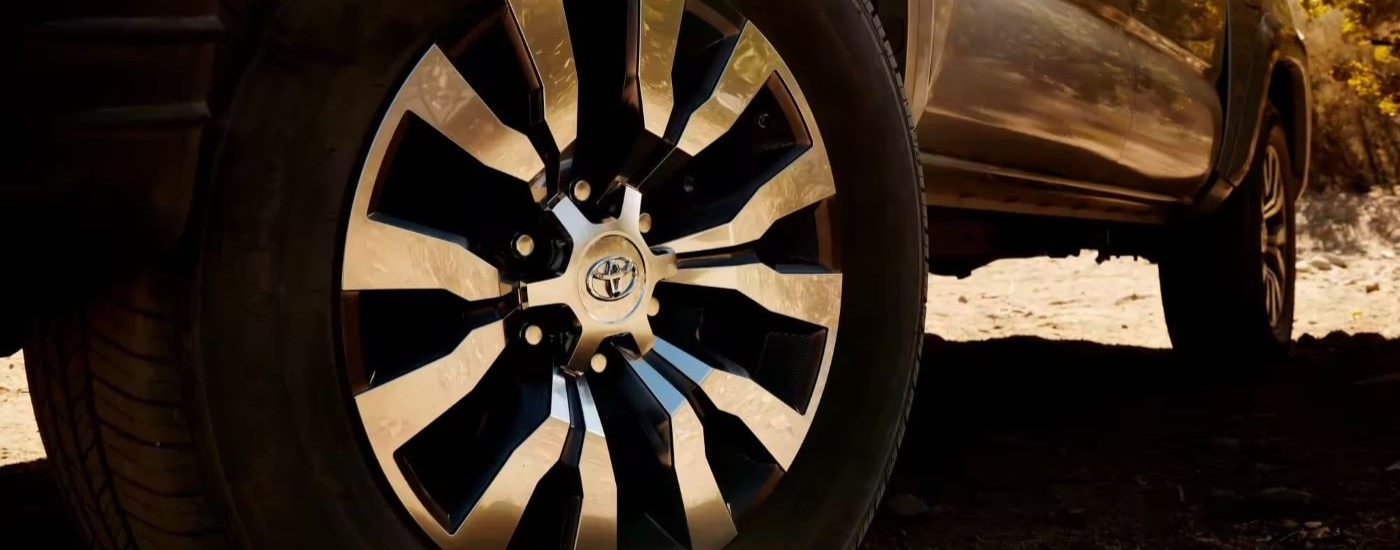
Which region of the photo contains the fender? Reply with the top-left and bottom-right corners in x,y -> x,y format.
5,6 -> 221,355
889,0 -> 1311,214
1194,0 -> 1311,212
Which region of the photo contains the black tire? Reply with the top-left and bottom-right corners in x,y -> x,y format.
25,0 -> 927,548
1159,107 -> 1296,363
26,271 -> 229,550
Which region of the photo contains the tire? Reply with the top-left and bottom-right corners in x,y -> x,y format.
25,0 -> 927,548
1159,107 -> 1296,363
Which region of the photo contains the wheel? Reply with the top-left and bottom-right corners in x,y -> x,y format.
1159,107 -> 1296,362
24,0 -> 927,548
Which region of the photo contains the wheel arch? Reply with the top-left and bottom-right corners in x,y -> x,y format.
1268,56 -> 1311,198
1194,0 -> 1311,213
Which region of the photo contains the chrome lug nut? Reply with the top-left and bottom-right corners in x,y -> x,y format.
513,233 -> 536,257
638,212 -> 653,234
522,324 -> 543,346
647,297 -> 660,317
590,353 -> 608,373
571,180 -> 592,202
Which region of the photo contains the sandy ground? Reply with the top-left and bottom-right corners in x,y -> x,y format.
927,249 -> 1399,348
0,189 -> 1395,547
927,185 -> 1400,345
0,354 -> 39,466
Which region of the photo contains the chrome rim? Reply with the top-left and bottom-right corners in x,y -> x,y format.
1259,145 -> 1288,329
338,2 -> 840,548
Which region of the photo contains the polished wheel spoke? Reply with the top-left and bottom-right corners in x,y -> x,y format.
1261,147 -> 1284,220
356,321 -> 508,454
506,0 -> 580,153
676,23 -> 783,156
343,216 -> 508,302
652,338 -> 808,469
662,147 -> 834,253
574,378 -> 619,549
635,0 -> 685,138
1262,266 -> 1283,327
1265,224 -> 1288,250
452,372 -> 573,549
391,45 -> 545,184
667,262 -> 841,329
628,356 -> 739,550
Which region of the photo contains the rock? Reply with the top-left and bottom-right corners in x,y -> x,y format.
1048,508 -> 1088,529
1282,519 -> 1300,529
1305,521 -> 1323,529
1254,487 -> 1314,509
885,493 -> 932,517
1307,257 -> 1333,271
1324,254 -> 1349,268
1211,437 -> 1243,452
1365,282 -> 1381,293
1296,262 -> 1313,274
1386,460 -> 1400,472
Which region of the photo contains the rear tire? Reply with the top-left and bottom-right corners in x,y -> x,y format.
1159,107 -> 1296,363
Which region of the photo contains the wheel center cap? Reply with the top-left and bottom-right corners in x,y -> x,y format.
578,235 -> 646,322
587,256 -> 638,301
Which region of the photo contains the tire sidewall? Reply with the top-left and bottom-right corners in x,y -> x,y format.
194,1 -> 925,548
196,1 -> 467,547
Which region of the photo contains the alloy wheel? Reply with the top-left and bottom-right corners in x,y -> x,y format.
338,1 -> 841,548
1259,144 -> 1288,330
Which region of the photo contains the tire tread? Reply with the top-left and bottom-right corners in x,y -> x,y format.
26,274 -> 229,550
840,1 -> 929,548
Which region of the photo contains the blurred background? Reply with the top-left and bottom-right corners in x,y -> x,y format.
1300,0 -> 1398,194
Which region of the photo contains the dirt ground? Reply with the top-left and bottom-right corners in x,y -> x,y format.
1,189 -> 1396,548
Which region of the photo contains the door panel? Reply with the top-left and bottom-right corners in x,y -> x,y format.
915,0 -> 1137,186
1117,0 -> 1226,195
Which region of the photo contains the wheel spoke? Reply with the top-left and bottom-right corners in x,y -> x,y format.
451,372 -> 573,549
666,263 -> 841,329
1266,224 -> 1289,249
652,339 -> 808,469
550,194 -> 593,238
1262,267 -> 1282,326
1261,184 -> 1284,220
355,321 -> 509,454
634,0 -> 685,137
507,0 -> 580,153
343,216 -> 508,302
574,378 -> 619,549
661,147 -> 834,253
1263,245 -> 1287,284
675,23 -> 782,156
390,45 -> 545,185
1261,148 -> 1284,220
628,356 -> 738,550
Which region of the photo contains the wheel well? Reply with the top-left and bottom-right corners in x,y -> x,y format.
1268,60 -> 1308,193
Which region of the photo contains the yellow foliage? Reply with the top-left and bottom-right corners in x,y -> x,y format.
1375,45 -> 1395,63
